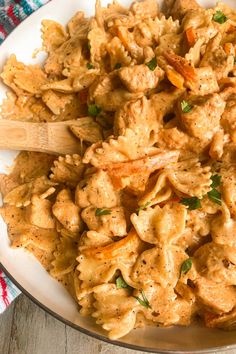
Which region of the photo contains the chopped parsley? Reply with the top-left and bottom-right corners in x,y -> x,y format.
180,258 -> 192,276
213,10 -> 228,24
95,208 -> 112,216
114,63 -> 122,70
133,289 -> 152,309
116,276 -> 130,289
87,63 -> 94,70
210,174 -> 221,188
146,57 -> 157,71
136,202 -> 151,215
88,104 -> 101,117
207,189 -> 222,205
180,197 -> 201,210
181,100 -> 193,113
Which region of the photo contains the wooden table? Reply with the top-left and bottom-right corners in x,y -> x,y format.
0,294 -> 235,354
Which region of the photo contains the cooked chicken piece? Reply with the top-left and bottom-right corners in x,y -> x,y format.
25,195 -> 55,229
130,0 -> 159,19
204,307 -> 236,330
189,67 -> 219,96
95,88 -> 142,112
118,64 -> 164,93
52,189 -> 83,233
178,93 -> 225,140
200,33 -> 234,81
194,242 -> 236,286
81,206 -> 127,237
75,170 -> 120,208
169,0 -> 201,21
194,276 -> 236,314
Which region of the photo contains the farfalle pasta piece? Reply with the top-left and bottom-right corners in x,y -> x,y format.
0,204 -> 58,251
25,195 -> 55,229
165,159 -> 212,198
77,229 -> 142,292
131,203 -> 186,245
0,55 -> 48,96
92,284 -> 138,340
41,19 -> 68,53
138,171 -> 172,207
4,175 -> 56,207
211,203 -> 236,247
106,37 -> 132,69
52,189 -> 83,234
117,26 -> 144,62
50,237 -> 78,277
103,151 -> 179,190
75,169 -> 120,208
88,18 -> 111,66
70,117 -> 103,144
131,245 -> 188,287
67,11 -> 90,38
81,206 -> 127,237
114,97 -> 160,146
41,78 -> 74,93
79,231 -> 112,251
42,91 -> 73,115
50,154 -> 85,187
200,33 -> 234,81
185,38 -> 205,67
194,242 -> 236,286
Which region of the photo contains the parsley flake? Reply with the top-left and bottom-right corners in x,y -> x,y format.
95,208 -> 112,216
210,174 -> 221,188
180,197 -> 201,210
114,63 -> 122,70
88,104 -> 101,117
136,202 -> 151,215
116,276 -> 130,289
208,189 -> 222,205
181,100 -> 193,113
146,57 -> 157,71
133,289 -> 152,309
213,10 -> 228,24
180,258 -> 192,276
87,63 -> 94,70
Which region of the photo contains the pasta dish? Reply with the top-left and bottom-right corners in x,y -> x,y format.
1,0 -> 236,340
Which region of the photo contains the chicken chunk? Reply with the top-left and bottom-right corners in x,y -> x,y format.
169,0 -> 202,20
194,242 -> 236,286
194,277 -> 236,314
75,170 -> 120,208
118,64 -> 163,93
189,67 -> 219,96
52,189 -> 83,233
178,93 -> 225,140
81,206 -> 127,237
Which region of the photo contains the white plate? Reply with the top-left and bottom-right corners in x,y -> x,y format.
0,0 -> 236,352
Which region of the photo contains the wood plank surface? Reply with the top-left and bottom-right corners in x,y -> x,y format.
0,294 -> 235,354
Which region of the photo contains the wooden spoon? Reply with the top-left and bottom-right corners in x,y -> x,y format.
0,119 -> 84,155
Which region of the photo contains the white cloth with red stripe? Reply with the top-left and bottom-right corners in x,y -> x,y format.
0,270 -> 21,312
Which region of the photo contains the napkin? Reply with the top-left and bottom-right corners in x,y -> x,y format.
0,0 -> 49,312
